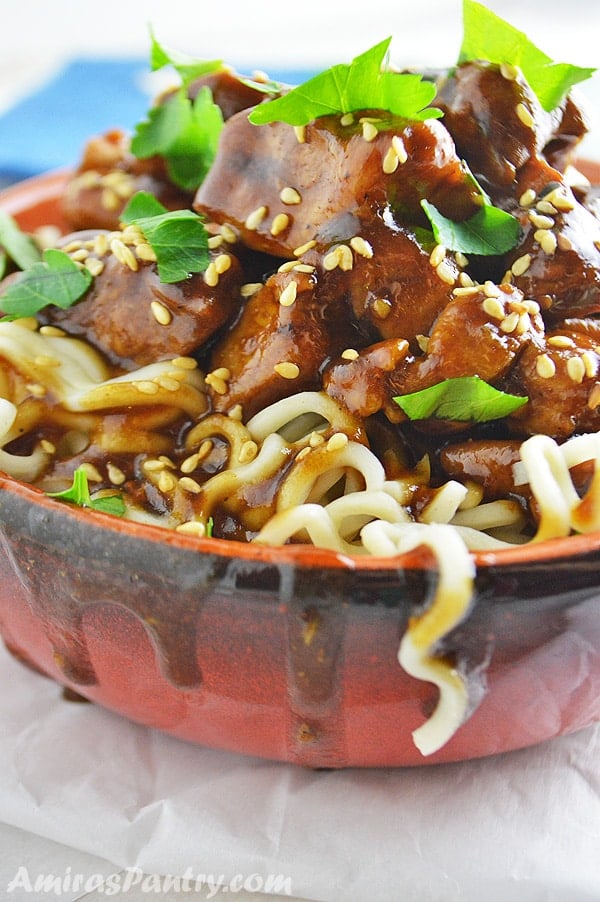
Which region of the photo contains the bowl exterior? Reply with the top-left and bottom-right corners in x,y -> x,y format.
1,170 -> 600,767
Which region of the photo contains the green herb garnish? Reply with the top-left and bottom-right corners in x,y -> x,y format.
421,198 -> 521,256
131,33 -> 224,191
0,249 -> 92,321
0,212 -> 42,280
248,38 -> 442,127
394,375 -> 528,423
206,516 -> 214,538
121,192 -> 210,284
459,0 -> 596,111
47,467 -> 126,516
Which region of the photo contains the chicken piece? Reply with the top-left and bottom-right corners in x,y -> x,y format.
440,439 -> 524,500
299,207 -> 460,350
40,231 -> 243,368
61,129 -> 193,232
207,268 -> 356,418
324,338 -> 410,419
193,111 -> 481,259
435,61 -> 588,196
387,284 -> 544,416
504,158 -> 600,321
186,68 -> 279,120
505,326 -> 600,440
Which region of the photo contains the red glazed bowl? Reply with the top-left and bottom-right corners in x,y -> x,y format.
1,168 -> 600,768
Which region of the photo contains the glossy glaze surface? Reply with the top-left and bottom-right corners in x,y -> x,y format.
1,171 -> 600,767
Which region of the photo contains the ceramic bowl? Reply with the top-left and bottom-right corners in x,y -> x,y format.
1,168 -> 600,769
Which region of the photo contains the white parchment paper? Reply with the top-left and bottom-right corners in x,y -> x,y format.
1,640 -> 600,902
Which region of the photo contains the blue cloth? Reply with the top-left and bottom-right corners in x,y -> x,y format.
0,60 -> 314,186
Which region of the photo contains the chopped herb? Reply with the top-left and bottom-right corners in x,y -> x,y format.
148,30 -> 222,88
47,467 -> 126,516
131,85 -> 223,192
421,198 -> 521,256
394,375 -> 528,423
0,212 -> 42,280
206,516 -> 214,538
121,192 -> 210,284
459,0 -> 596,111
0,249 -> 92,321
248,38 -> 442,127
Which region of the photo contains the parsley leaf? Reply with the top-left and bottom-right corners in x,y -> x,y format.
394,376 -> 528,423
0,212 -> 42,279
421,198 -> 520,256
0,249 -> 92,320
148,31 -> 222,88
47,467 -> 126,516
121,192 -> 210,284
131,86 -> 223,191
459,0 -> 596,111
248,38 -> 442,126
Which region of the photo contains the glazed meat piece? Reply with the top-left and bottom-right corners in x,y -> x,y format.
61,129 -> 193,232
207,268 -> 356,418
193,111 -> 481,259
505,326 -> 600,440
186,68 -> 279,120
440,440 -> 523,500
299,206 -> 461,350
39,231 -> 244,368
505,159 -> 600,321
324,338 -> 410,419
434,61 -> 589,196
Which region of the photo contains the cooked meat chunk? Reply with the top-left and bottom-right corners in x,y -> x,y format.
194,112 -> 481,258
186,68 -> 279,120
440,440 -> 523,500
61,129 -> 193,232
40,232 -> 243,368
207,269 -> 355,418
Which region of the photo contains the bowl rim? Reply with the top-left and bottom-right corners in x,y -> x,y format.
2,165 -> 600,575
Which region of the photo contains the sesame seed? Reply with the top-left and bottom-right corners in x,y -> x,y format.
429,244 -> 446,268
204,262 -> 219,287
280,187 -> 302,205
214,253 -> 232,275
39,325 -> 66,337
205,374 -> 228,395
150,301 -> 172,326
158,470 -> 177,493
208,235 -> 224,249
175,521 -> 207,537
180,453 -> 200,474
536,354 -> 556,379
483,280 -> 501,298
535,200 -> 558,215
293,126 -> 306,144
519,188 -> 537,207
539,231 -> 557,255
172,356 -> 198,370
416,334 -> 429,353
529,211 -> 555,229
110,238 -> 138,271
349,236 -> 373,259
500,311 -> 520,333
196,440 -> 214,461
82,462 -> 103,483
341,348 -> 359,360
544,187 -> 575,212
245,205 -> 268,230
453,286 -> 479,297
240,282 -> 263,297
70,247 -> 89,262
391,135 -> 408,163
274,362 -> 300,379
588,384 -> 600,410
516,102 -> 535,128
135,381 -> 160,395
337,245 -> 353,271
516,312 -> 531,334
547,335 -> 575,349
238,440 -> 258,463
582,351 -> 598,379
220,224 -> 238,244
228,404 -> 243,420
340,112 -> 354,126
279,281 -> 298,307
458,272 -> 475,287
85,257 -> 105,277
143,458 -> 164,472
40,439 -> 56,454
292,263 -> 315,273
436,260 -> 456,285
212,367 -> 231,381
102,188 -> 120,211
382,147 -> 399,174
178,476 -> 202,494
327,432 -> 349,452
107,463 -> 126,485
362,121 -> 378,142
270,213 -> 290,236
372,298 -> 392,319
296,446 -> 311,461
26,383 -> 47,397
293,239 -> 317,256
567,356 -> 586,383
155,376 -> 180,392
558,235 -> 573,252
511,254 -> 532,277
482,297 -> 505,320
455,251 -> 469,269
500,62 -> 519,80
323,248 -> 341,271
92,233 -> 108,256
